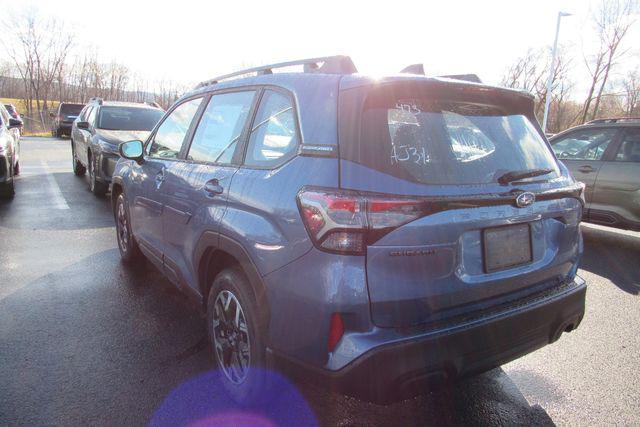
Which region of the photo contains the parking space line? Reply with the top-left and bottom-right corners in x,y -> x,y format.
41,160 -> 70,210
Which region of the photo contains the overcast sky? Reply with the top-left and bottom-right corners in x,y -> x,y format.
1,0 -> 638,96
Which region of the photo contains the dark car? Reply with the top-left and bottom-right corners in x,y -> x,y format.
549,118 -> 640,231
0,104 -> 23,198
112,56 -> 586,404
71,98 -> 163,196
50,102 -> 85,137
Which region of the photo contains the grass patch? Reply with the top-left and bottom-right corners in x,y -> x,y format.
23,131 -> 53,137
1,97 -> 60,115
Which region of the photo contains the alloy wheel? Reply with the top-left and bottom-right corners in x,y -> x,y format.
88,157 -> 95,191
116,201 -> 129,253
212,290 -> 251,384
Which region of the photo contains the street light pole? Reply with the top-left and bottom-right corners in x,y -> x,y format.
542,11 -> 572,134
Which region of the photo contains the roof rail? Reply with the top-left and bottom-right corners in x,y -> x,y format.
438,74 -> 483,83
195,55 -> 357,89
587,117 -> 640,124
88,97 -> 103,105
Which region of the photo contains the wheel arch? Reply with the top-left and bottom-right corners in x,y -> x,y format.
110,178 -> 124,216
195,232 -> 270,327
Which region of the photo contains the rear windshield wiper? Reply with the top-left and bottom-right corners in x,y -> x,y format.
497,168 -> 553,185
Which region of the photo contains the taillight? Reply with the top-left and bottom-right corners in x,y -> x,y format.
297,188 -> 425,254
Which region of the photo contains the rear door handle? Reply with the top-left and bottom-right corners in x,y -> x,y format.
578,165 -> 595,173
203,179 -> 224,196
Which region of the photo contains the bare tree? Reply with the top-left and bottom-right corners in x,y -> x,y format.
580,0 -> 638,123
1,7 -> 74,128
501,48 -> 574,129
621,68 -> 640,116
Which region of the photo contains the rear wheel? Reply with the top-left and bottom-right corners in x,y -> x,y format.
115,193 -> 141,262
88,153 -> 107,196
71,141 -> 86,176
0,162 -> 15,199
0,178 -> 14,199
207,267 -> 269,404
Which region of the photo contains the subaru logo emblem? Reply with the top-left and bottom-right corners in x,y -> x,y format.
515,192 -> 535,208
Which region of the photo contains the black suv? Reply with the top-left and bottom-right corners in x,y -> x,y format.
51,103 -> 85,137
71,98 -> 164,196
549,118 -> 640,231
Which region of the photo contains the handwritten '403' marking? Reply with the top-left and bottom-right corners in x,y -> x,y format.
391,145 -> 428,165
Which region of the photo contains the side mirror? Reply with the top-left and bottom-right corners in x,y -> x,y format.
49,112 -> 55,118
77,121 -> 89,130
119,140 -> 144,163
8,118 -> 22,129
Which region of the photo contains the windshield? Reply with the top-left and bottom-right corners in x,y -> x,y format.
97,106 -> 164,131
356,91 -> 560,185
60,104 -> 84,115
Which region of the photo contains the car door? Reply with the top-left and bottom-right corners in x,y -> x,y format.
129,97 -> 204,269
74,106 -> 95,166
0,107 -> 17,165
71,105 -> 90,157
551,127 -> 620,213
161,90 -> 257,290
590,128 -> 640,227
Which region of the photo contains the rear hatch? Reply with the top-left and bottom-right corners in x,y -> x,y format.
338,78 -> 583,328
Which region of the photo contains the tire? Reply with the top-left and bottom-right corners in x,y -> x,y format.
0,179 -> 15,199
207,267 -> 269,404
71,141 -> 86,176
115,193 -> 141,262
13,161 -> 19,176
88,153 -> 107,196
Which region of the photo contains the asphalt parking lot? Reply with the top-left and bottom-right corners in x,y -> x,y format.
1,137 -> 639,426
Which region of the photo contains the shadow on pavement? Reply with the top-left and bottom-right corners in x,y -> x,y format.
580,224 -> 640,295
0,248 -> 556,426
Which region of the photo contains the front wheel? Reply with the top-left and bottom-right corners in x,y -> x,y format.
71,141 -> 86,176
207,268 -> 269,404
115,193 -> 141,262
88,153 -> 107,196
0,179 -> 15,199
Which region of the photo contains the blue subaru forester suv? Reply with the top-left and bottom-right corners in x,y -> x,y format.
111,56 -> 586,403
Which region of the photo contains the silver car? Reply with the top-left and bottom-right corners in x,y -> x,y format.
0,104 -> 22,198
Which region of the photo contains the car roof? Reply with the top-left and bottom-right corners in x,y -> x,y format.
181,71 -> 533,147
91,101 -> 162,110
187,71 -> 530,100
550,120 -> 640,141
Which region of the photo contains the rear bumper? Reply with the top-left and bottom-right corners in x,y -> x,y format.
269,275 -> 586,403
56,124 -> 73,132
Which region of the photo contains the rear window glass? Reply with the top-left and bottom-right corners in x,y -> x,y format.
354,89 -> 560,185
97,107 -> 164,131
60,104 -> 84,115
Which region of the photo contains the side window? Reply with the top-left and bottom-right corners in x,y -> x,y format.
0,108 -> 9,126
615,130 -> 640,162
244,90 -> 299,168
148,98 -> 203,159
78,106 -> 90,121
87,107 -> 98,126
187,91 -> 255,164
551,128 -> 617,161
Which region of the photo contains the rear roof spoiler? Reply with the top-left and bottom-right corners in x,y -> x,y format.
399,64 -> 482,84
437,74 -> 482,83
